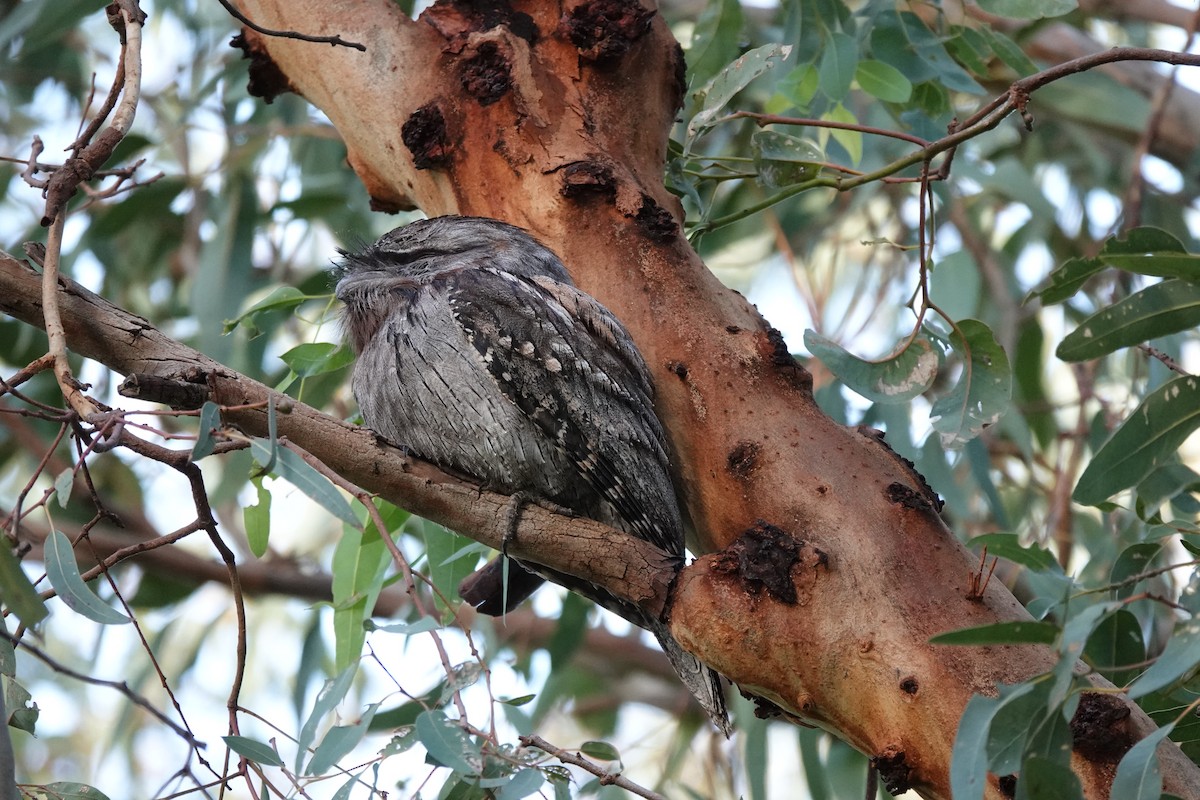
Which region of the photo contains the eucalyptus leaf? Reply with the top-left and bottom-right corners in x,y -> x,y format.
223,735 -> 284,767
930,621 -> 1058,647
1099,226 -> 1200,278
252,439 -> 360,528
1056,280 -> 1200,361
1111,723 -> 1173,800
929,320 -> 1012,448
804,330 -> 940,404
688,44 -> 792,142
1073,376 -> 1200,506
297,666 -> 359,772
306,702 -> 379,775
415,709 -> 477,774
43,530 -> 130,625
191,401 -> 222,460
752,130 -> 825,188
496,768 -> 545,800
855,59 -> 912,102
818,31 -> 857,101
976,0 -> 1076,20
1128,619 -> 1200,699
244,475 -> 271,558
0,542 -> 48,627
280,342 -> 355,378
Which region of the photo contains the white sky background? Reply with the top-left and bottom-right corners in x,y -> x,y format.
2,2 -> 1200,798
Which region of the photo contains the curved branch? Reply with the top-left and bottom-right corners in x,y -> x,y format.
0,251 -> 679,621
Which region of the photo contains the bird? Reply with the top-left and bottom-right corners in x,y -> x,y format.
335,215 -> 729,734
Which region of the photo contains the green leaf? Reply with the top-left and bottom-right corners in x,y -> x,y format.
244,475 -> 272,558
4,674 -> 38,733
297,666 -> 359,772
579,741 -> 621,761
191,401 -> 222,461
0,542 -> 48,627
1031,256 -> 1105,306
331,505 -> 398,672
1098,226 -> 1200,278
440,663 -> 484,705
1111,723 -> 1174,800
223,285 -> 311,335
951,683 -> 1038,800
685,0 -> 743,89
496,768 -> 545,800
1129,619 -> 1200,698
251,439 -> 360,528
1073,376 -> 1200,506
1084,609 -> 1145,686
751,130 -> 825,189
929,320 -> 1012,448
500,694 -> 535,707
854,60 -> 912,102
967,533 -> 1060,573
803,331 -> 940,404
818,31 -> 857,102
688,44 -> 792,143
223,735 -> 285,767
1056,280 -> 1200,361
415,709 -> 477,774
279,342 -> 355,378
34,784 -> 112,800
367,617 -> 442,635
53,467 -> 73,508
930,621 -> 1059,647
976,0 -> 1076,20
307,702 -> 379,775
1016,754 -> 1084,800
43,530 -> 130,625
981,29 -> 1037,76
822,103 -> 862,165
418,520 -> 479,612
1110,542 -> 1162,599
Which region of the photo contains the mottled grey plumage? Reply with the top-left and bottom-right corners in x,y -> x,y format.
336,215 -> 728,733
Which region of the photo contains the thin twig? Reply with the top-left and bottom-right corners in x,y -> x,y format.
0,629 -> 201,744
1138,343 -> 1188,375
520,735 -> 668,800
217,0 -> 366,51
695,47 -> 1200,235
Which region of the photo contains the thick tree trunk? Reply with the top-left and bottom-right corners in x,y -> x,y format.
7,0 -> 1193,795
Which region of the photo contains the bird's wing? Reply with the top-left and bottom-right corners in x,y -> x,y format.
439,266 -> 682,553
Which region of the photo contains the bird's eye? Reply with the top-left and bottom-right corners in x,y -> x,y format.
375,247 -> 445,268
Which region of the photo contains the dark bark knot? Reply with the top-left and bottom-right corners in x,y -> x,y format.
726,440 -> 761,482
713,521 -> 801,605
886,482 -> 937,513
633,194 -> 677,242
425,0 -> 538,43
871,747 -> 913,795
230,33 -> 294,104
666,360 -> 688,380
1070,692 -> 1134,762
864,426 -> 944,512
559,160 -> 617,201
764,327 -> 814,394
402,103 -> 452,170
460,42 -> 512,106
558,0 -> 654,65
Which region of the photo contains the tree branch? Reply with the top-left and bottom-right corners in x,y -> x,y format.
0,250 -> 679,621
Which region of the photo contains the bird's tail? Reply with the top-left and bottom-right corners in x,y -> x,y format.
646,618 -> 731,736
